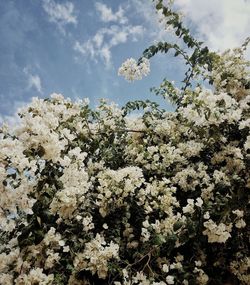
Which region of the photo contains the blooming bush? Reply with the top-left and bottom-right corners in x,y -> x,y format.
0,1 -> 249,284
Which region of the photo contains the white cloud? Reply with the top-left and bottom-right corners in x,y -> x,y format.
0,112 -> 21,128
0,100 -> 28,127
74,2 -> 144,68
42,0 -> 77,32
175,0 -> 250,53
95,2 -> 128,24
130,0 -> 250,57
28,74 -> 43,93
74,24 -> 144,68
129,0 -> 171,42
24,68 -> 43,94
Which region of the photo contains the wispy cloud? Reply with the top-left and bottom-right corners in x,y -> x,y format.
74,2 -> 144,68
0,112 -> 21,128
74,25 -> 144,68
42,0 -> 77,33
129,0 -> 171,42
0,100 -> 28,127
24,68 -> 43,94
130,0 -> 250,56
175,0 -> 250,53
95,2 -> 128,24
28,74 -> 42,93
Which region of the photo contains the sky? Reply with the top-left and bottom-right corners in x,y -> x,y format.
0,0 -> 250,124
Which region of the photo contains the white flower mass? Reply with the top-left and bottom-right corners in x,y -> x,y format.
118,57 -> 150,81
0,1 -> 250,285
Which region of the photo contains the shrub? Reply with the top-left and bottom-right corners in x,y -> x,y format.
0,1 -> 249,284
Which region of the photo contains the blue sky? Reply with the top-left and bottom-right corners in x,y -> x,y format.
0,0 -> 250,124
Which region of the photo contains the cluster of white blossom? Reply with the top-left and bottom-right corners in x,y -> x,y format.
15,268 -> 54,285
96,167 -> 144,217
74,234 -> 119,279
50,163 -> 90,219
118,57 -> 150,81
202,220 -> 232,243
230,257 -> 250,284
205,46 -> 250,101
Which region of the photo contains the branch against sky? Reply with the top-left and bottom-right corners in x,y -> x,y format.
174,0 -> 250,55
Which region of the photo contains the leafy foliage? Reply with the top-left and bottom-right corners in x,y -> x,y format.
0,1 -> 249,285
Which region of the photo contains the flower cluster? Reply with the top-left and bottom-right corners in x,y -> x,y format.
203,220 -> 232,243
74,234 -> 119,279
118,57 -> 150,81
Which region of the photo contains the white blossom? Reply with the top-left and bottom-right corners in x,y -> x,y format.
118,57 -> 150,81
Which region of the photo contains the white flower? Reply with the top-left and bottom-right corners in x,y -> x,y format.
203,212 -> 210,219
195,260 -> 202,267
50,93 -> 64,101
195,198 -> 203,208
166,275 -> 175,284
244,135 -> 250,150
203,219 -> 232,243
45,249 -> 60,269
196,268 -> 209,285
0,273 -> 13,285
76,215 -> 82,221
235,219 -> 246,229
82,216 -> 95,232
15,268 -> 54,284
58,240 -> 65,246
63,246 -> 70,252
74,234 -> 119,279
118,57 -> 150,81
183,199 -> 194,214
103,223 -> 108,229
232,209 -> 244,218
162,264 -> 169,273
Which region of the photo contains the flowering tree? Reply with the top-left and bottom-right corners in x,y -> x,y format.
0,1 -> 249,284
